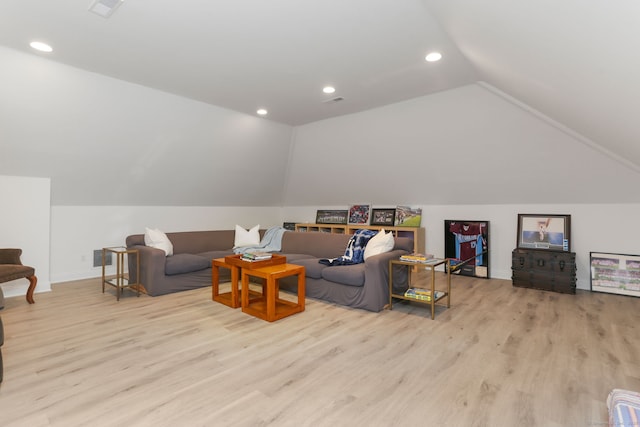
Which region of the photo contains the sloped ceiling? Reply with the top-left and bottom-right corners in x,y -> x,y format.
0,0 -> 476,127
2,1 -> 640,205
425,0 -> 640,170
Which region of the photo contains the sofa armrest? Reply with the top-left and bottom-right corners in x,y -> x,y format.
363,249 -> 409,311
127,244 -> 168,296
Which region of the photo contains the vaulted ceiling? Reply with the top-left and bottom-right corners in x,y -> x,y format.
2,0 -> 640,203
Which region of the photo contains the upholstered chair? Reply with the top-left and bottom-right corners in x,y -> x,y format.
0,248 -> 37,304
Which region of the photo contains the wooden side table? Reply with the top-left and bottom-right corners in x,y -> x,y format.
241,264 -> 305,322
102,246 -> 141,301
211,254 -> 286,308
388,258 -> 451,319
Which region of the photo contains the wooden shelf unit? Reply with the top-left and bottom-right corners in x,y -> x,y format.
294,223 -> 425,255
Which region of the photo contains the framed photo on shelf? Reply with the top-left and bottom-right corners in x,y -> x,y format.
394,206 -> 422,227
444,220 -> 489,278
315,210 -> 348,225
517,214 -> 571,251
370,208 -> 396,226
591,252 -> 640,298
347,204 -> 371,225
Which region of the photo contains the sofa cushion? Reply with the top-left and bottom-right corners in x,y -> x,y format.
280,253 -> 315,262
144,227 -> 174,256
364,228 -> 395,260
165,254 -> 211,275
289,258 -> 327,279
234,224 -> 260,248
197,250 -> 235,261
322,264 -> 365,287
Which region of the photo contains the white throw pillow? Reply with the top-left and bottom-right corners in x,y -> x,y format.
234,224 -> 260,248
144,227 -> 174,256
364,228 -> 395,260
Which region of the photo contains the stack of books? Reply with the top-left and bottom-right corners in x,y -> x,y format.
403,288 -> 445,301
399,253 -> 434,263
240,252 -> 272,262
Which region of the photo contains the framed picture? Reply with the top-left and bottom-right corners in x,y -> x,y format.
517,214 -> 570,251
591,252 -> 640,298
394,206 -> 422,227
444,220 -> 489,278
370,208 -> 396,226
316,210 -> 348,224
348,204 -> 371,225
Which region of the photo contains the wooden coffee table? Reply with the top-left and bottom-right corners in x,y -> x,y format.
212,254 -> 286,308
241,263 -> 305,322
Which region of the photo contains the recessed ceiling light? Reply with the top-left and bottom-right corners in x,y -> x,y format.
425,52 -> 442,62
30,41 -> 53,53
257,108 -> 268,116
323,86 -> 336,94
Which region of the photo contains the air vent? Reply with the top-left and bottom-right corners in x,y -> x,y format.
322,97 -> 345,104
89,0 -> 124,18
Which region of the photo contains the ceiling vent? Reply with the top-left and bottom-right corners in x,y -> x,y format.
322,97 -> 345,104
89,0 -> 124,18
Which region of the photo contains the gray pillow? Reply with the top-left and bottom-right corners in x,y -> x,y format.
165,254 -> 211,275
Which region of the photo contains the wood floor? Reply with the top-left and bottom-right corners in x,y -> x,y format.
0,274 -> 639,427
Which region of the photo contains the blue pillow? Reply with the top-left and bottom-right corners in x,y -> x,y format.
339,229 -> 377,264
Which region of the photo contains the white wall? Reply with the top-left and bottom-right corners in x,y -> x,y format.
284,84 -> 640,206
284,203 -> 640,291
0,46 -> 293,207
0,175 -> 51,298
50,205 -> 283,282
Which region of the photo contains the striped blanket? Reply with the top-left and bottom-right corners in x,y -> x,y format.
608,388 -> 640,427
320,229 -> 377,266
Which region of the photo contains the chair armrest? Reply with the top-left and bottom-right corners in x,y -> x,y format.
0,249 -> 23,265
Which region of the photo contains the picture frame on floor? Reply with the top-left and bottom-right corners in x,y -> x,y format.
517,214 -> 570,251
444,220 -> 490,278
590,252 -> 640,298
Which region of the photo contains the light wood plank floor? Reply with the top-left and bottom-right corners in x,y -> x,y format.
1,274 -> 639,427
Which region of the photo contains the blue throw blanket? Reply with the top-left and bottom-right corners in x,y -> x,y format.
319,229 -> 377,266
233,226 -> 287,254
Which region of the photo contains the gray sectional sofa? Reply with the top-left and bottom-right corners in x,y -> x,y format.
125,229 -> 412,312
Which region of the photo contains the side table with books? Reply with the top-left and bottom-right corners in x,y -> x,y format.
388,256 -> 451,320
212,253 -> 286,308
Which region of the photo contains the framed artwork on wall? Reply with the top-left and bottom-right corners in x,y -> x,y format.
444,220 -> 490,278
517,214 -> 571,251
370,208 -> 396,226
591,252 -> 640,298
348,204 -> 371,225
315,210 -> 348,224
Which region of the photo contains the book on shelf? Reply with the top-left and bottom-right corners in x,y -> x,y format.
403,288 -> 445,301
241,251 -> 273,261
399,253 -> 435,263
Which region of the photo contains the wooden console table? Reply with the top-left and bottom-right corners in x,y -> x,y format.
294,223 -> 425,255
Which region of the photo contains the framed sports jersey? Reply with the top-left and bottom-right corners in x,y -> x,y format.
444,220 -> 490,278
